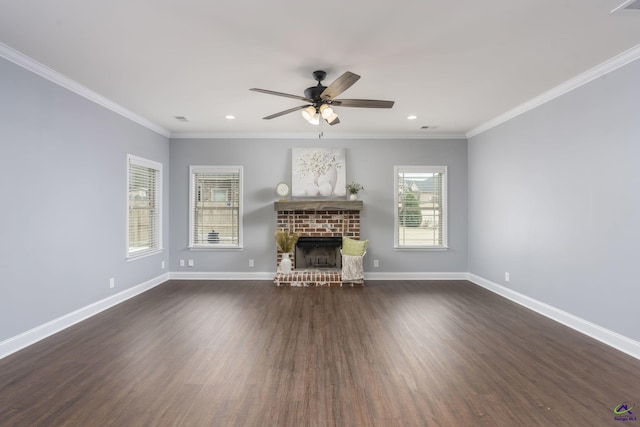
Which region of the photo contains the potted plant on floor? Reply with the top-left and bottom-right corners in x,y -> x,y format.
275,229 -> 300,274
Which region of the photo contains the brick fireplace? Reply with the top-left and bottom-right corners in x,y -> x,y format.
273,200 -> 362,287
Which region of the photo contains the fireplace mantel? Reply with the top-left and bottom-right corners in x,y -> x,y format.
274,200 -> 363,211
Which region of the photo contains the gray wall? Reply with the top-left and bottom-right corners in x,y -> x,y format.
468,59 -> 640,341
0,57 -> 170,342
9,38 -> 636,353
169,138 -> 468,274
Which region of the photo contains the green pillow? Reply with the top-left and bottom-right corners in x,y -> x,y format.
342,236 -> 368,256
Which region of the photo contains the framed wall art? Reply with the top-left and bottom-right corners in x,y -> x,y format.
291,147 -> 346,198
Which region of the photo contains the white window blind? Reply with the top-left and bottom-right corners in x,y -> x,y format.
394,166 -> 448,249
127,155 -> 162,258
189,166 -> 243,248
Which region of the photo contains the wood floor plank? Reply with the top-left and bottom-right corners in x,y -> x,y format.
1,280 -> 639,426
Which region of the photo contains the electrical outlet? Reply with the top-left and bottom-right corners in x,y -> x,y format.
180,259 -> 185,267
188,259 -> 194,267
161,261 -> 165,269
373,259 -> 380,268
505,272 -> 510,282
109,278 -> 115,289
249,259 -> 255,267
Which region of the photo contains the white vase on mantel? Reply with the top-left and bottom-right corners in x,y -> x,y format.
349,193 -> 358,201
280,253 -> 292,274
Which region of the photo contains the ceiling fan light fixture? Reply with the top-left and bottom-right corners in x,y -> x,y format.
301,106 -> 316,122
309,113 -> 320,125
319,104 -> 334,119
325,112 -> 339,124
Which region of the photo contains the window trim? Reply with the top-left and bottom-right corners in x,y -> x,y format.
189,165 -> 243,250
394,165 -> 448,250
126,154 -> 163,260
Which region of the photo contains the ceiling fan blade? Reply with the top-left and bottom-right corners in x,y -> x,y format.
263,105 -> 310,120
331,99 -> 395,108
250,88 -> 312,102
320,71 -> 360,100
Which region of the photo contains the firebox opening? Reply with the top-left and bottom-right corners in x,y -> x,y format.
295,237 -> 342,270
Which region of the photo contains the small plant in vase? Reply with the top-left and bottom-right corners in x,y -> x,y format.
346,182 -> 364,200
275,229 -> 300,274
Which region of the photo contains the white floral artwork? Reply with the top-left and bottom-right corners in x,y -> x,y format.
292,148 -> 346,198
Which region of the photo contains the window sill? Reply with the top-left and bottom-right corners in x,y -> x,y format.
188,245 -> 243,251
394,246 -> 449,251
126,248 -> 164,261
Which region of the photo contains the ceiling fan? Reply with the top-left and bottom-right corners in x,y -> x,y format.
250,70 -> 394,126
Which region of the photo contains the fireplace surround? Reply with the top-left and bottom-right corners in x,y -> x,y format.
273,200 -> 362,286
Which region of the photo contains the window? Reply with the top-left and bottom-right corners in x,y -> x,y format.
394,166 -> 448,249
127,155 -> 162,259
189,166 -> 243,249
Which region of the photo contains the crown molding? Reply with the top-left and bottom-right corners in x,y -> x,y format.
6,38 -> 638,143
0,43 -> 170,138
466,43 -> 640,138
169,131 -> 467,140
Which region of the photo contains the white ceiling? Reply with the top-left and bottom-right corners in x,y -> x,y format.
1,0 -> 640,139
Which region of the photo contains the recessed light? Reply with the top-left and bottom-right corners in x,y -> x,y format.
174,116 -> 188,122
407,115 -> 418,120
225,115 -> 235,120
421,126 -> 431,129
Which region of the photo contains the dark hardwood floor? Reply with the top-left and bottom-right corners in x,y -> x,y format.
1,280 -> 638,426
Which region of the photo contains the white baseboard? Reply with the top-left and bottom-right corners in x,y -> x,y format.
168,271 -> 469,281
0,273 -> 169,360
467,273 -> 640,361
365,272 -> 469,280
4,271 -> 637,362
169,271 -> 275,280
